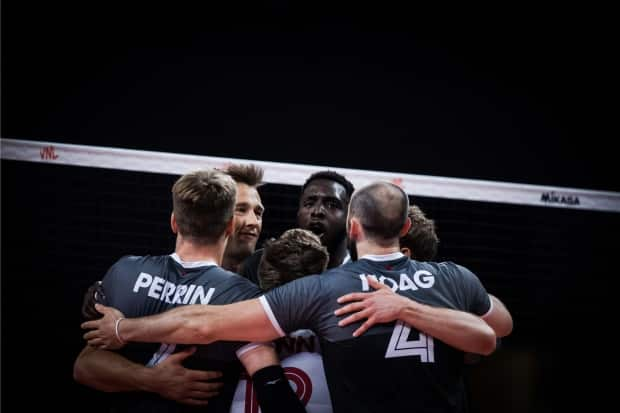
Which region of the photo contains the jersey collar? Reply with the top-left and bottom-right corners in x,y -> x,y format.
359,252 -> 405,262
341,252 -> 351,265
170,253 -> 218,268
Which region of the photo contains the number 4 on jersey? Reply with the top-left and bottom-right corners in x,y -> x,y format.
385,321 -> 435,361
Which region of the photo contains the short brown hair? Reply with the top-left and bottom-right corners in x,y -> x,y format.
224,163 -> 264,187
172,169 -> 236,244
399,205 -> 439,261
259,228 -> 329,291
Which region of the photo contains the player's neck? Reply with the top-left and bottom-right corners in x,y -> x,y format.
175,236 -> 225,265
328,239 -> 349,268
355,239 -> 400,258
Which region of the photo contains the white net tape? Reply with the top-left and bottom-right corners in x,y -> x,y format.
2,138 -> 619,212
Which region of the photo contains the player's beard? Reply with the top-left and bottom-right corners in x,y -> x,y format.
224,237 -> 255,262
346,236 -> 358,261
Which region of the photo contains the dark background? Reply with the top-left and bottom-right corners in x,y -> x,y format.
2,1 -> 618,191
2,1 -> 618,412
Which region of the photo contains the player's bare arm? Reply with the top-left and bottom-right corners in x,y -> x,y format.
483,294 -> 513,338
335,277 -> 496,355
237,343 -> 307,413
82,300 -> 281,349
74,345 -> 222,405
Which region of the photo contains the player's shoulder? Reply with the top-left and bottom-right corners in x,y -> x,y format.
423,260 -> 479,285
209,265 -> 260,288
316,265 -> 350,282
209,265 -> 241,278
312,263 -> 361,290
434,260 -> 474,275
208,266 -> 262,301
106,254 -> 166,279
116,254 -> 166,264
334,259 -> 366,274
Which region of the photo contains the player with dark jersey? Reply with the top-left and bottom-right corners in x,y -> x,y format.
77,169 -> 305,413
262,254 -> 490,412
102,253 -> 263,412
76,163 -> 270,409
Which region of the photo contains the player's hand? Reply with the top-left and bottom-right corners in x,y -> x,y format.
81,304 -> 126,350
81,280 -> 107,321
151,347 -> 224,406
335,277 -> 409,337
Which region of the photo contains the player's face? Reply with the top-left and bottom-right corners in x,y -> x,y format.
226,183 -> 264,259
297,179 -> 348,252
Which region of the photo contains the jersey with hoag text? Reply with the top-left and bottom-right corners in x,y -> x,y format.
102,253 -> 262,413
261,252 -> 491,413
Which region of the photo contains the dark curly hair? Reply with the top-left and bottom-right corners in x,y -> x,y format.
399,205 -> 439,261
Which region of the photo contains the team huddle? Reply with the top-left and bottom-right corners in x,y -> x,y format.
76,164 -> 513,413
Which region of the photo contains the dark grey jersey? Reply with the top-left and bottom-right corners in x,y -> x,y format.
102,253 -> 262,413
261,253 -> 491,413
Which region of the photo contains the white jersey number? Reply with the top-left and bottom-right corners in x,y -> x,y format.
385,321 -> 435,361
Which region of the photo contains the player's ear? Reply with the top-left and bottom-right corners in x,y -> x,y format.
349,217 -> 362,240
170,212 -> 178,234
399,217 -> 412,237
400,246 -> 412,257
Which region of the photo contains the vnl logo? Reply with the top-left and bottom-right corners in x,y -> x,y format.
40,145 -> 59,160
540,191 -> 580,206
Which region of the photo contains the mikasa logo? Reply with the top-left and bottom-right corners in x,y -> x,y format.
540,191 -> 580,205
359,271 -> 435,292
133,272 -> 215,305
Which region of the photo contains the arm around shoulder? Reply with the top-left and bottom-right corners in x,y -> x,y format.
119,298 -> 281,344
74,345 -> 224,405
336,277 -> 497,355
482,294 -> 513,338
73,345 -> 154,392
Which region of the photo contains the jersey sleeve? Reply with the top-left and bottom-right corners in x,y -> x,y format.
449,262 -> 492,316
260,274 -> 326,336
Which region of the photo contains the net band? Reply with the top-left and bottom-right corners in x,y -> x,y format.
2,138 -> 618,212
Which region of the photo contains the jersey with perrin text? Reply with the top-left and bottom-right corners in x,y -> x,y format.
102,253 -> 262,413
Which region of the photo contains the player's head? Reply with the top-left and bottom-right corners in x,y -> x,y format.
258,228 -> 329,291
347,181 -> 410,252
399,205 -> 439,261
297,171 -> 355,253
223,163 -> 265,262
171,169 -> 236,245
